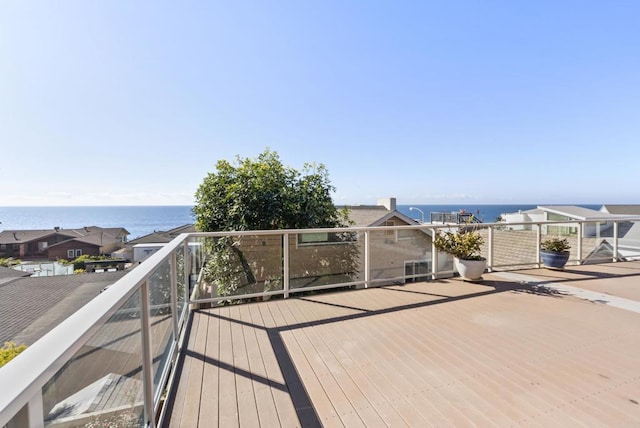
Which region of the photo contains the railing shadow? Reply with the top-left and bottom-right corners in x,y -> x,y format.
514,262 -> 640,286
166,275 -> 576,426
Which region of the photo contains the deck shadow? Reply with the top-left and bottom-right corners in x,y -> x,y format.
163,274 -> 580,427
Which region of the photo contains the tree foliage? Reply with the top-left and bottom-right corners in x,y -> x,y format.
0,342 -> 27,367
194,148 -> 348,232
69,254 -> 109,271
0,258 -> 21,267
193,149 -> 356,300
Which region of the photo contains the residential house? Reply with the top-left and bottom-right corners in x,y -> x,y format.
203,198 -> 437,299
117,224 -> 197,262
0,227 -> 129,261
500,205 -> 640,263
502,205 -> 623,236
341,197 -> 436,283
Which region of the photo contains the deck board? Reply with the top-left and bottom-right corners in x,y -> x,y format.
163,262 -> 640,427
179,308 -> 206,428
198,308 -> 219,426
217,306 -> 239,428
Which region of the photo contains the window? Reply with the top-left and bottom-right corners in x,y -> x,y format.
384,220 -> 396,238
68,250 -> 75,258
298,232 -> 357,247
38,241 -> 48,251
75,249 -> 82,257
299,232 -> 329,244
0,244 -> 5,250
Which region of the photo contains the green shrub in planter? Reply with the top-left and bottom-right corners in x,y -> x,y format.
433,228 -> 484,261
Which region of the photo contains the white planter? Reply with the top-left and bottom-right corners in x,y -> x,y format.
453,257 -> 487,281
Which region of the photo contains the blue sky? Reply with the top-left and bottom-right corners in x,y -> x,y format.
1,1 -> 639,206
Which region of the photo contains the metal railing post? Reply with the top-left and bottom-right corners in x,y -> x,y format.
27,391 -> 43,428
613,221 -> 619,262
183,241 -> 190,307
140,281 -> 156,428
487,226 -> 494,272
577,223 -> 583,264
536,224 -> 542,268
432,229 -> 438,279
283,233 -> 290,298
364,231 -> 370,288
170,252 -> 179,340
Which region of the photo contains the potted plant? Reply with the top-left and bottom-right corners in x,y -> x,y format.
540,237 -> 571,269
433,225 -> 486,280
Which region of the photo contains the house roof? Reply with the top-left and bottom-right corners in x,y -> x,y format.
600,205 -> 640,215
0,227 -> 129,245
0,266 -> 31,279
0,271 -> 128,345
0,266 -> 31,286
522,208 -> 545,215
537,205 -> 622,221
129,224 -> 196,244
46,231 -> 120,249
341,206 -> 418,227
0,230 -> 72,244
165,224 -> 197,235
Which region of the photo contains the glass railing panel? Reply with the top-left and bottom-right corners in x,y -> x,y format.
369,228 -> 432,284
490,226 -> 539,268
175,246 -> 186,323
190,237 -> 206,280
581,221 -> 616,263
541,223 -> 579,265
187,237 -> 206,301
147,260 -> 175,398
199,234 -> 284,299
432,250 -> 454,274
615,220 -> 640,261
289,230 -> 363,290
42,290 -> 144,427
3,402 -> 28,427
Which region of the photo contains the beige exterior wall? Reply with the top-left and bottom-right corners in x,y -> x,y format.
208,226 -> 434,296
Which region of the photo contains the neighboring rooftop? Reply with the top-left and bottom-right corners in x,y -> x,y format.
601,205 -> 640,216
0,270 -> 128,345
537,205 -> 623,220
128,224 -> 196,244
0,226 -> 129,244
340,197 -> 417,227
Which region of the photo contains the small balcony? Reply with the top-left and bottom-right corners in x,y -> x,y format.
2,219 -> 640,427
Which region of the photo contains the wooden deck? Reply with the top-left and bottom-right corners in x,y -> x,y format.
164,262 -> 640,427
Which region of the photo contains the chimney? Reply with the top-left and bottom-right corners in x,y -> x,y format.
377,197 -> 396,211
54,226 -> 60,232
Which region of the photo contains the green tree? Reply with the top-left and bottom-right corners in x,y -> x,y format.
193,149 -> 357,299
194,149 -> 348,231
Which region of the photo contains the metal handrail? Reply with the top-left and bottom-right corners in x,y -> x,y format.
0,233 -> 193,428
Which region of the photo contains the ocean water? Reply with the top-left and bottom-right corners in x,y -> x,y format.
0,206 -> 195,240
396,204 -> 601,224
0,203 -> 602,240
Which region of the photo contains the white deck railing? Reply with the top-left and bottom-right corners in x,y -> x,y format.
1,218 -> 639,427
